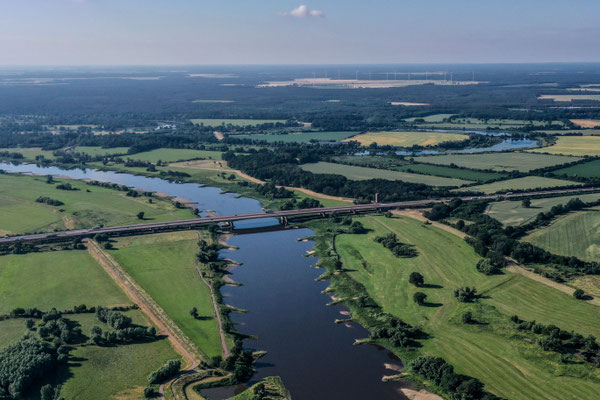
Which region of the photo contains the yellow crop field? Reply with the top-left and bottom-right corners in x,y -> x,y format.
570,119 -> 600,128
529,136 -> 600,156
344,131 -> 468,147
538,94 -> 600,102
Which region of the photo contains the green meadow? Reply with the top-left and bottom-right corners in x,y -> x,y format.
126,148 -> 225,162
334,215 -> 600,400
110,231 -> 224,358
463,176 -> 581,194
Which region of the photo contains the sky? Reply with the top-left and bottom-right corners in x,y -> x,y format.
1,0 -> 599,65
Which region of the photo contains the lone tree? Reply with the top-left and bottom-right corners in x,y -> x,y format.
454,287 -> 478,303
573,289 -> 585,300
462,311 -> 474,324
522,199 -> 532,208
137,211 -> 145,220
409,272 -> 424,287
189,307 -> 199,319
413,292 -> 427,306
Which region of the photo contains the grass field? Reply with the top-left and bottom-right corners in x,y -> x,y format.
72,146 -> 129,156
539,94 -> 600,102
127,148 -> 225,162
0,147 -> 56,160
463,176 -> 581,194
0,173 -> 193,235
405,114 -> 455,123
486,193 -> 600,226
537,129 -> 600,136
0,248 -> 180,400
334,215 -> 600,400
344,131 -> 468,147
110,231 -> 223,358
414,152 -> 580,172
190,118 -> 286,127
395,163 -> 506,182
524,207 -> 600,263
554,159 -> 600,178
301,162 -> 472,186
236,131 -> 357,143
529,136 -> 600,156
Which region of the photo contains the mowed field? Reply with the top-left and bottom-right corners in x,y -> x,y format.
529,136 -> 600,156
335,216 -> 600,400
487,192 -> 600,226
570,119 -> 600,128
72,146 -> 129,156
127,148 -> 224,162
344,131 -> 468,147
524,207 -> 600,263
0,147 -> 56,160
463,176 -> 581,194
0,249 -> 179,400
394,163 -> 506,182
235,131 -> 357,143
405,114 -> 455,123
414,152 -> 580,172
110,231 -> 224,358
301,162 -> 472,186
0,173 -> 193,234
554,159 -> 600,178
190,118 -> 286,127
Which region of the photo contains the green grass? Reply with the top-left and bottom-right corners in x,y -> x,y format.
462,176 -> 581,194
405,114 -> 455,123
0,173 -> 193,235
72,146 -> 129,156
0,318 -> 31,346
301,162 -> 472,187
235,131 -> 357,143
346,131 -> 468,147
529,136 -> 600,156
190,118 -> 286,127
554,159 -> 600,178
395,163 -> 506,182
0,147 -> 56,160
334,215 -> 600,400
229,376 -> 289,400
127,148 -> 224,162
110,231 -> 223,358
524,207 -> 600,263
487,193 -> 600,226
0,250 -> 131,313
414,152 -> 581,172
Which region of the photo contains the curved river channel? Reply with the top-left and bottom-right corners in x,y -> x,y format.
0,162 -> 408,400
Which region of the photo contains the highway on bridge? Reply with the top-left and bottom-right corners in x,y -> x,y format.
2,186 -> 599,245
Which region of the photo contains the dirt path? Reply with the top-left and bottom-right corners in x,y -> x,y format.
85,239 -> 202,369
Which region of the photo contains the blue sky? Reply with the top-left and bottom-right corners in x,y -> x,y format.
1,0 -> 599,65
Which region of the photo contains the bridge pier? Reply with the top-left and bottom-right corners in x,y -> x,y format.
279,216 -> 288,226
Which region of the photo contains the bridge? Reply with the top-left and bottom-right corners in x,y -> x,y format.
2,186 -> 599,245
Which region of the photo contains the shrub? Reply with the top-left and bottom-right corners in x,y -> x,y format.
148,360 -> 181,384
408,272 -> 424,287
573,289 -> 585,300
413,292 -> 427,305
454,287 -> 478,303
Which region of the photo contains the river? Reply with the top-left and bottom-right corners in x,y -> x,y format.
0,162 -> 408,400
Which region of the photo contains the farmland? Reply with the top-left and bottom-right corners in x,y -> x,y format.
414,152 -> 580,172
0,173 -> 193,235
109,231 -> 224,358
127,148 -> 225,162
235,131 -> 357,143
529,136 -> 600,156
463,176 -> 580,194
0,147 -> 56,160
0,248 -> 180,400
486,192 -> 600,226
395,163 -> 506,182
524,207 -> 600,263
190,118 -> 287,127
554,159 -> 600,178
301,162 -> 472,186
405,114 -> 455,123
344,131 -> 468,147
72,146 -> 129,156
570,119 -> 600,128
539,94 -> 600,102
406,117 -> 562,130
333,215 -> 600,400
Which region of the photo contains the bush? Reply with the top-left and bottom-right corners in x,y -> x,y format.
573,289 -> 585,300
148,360 -> 181,384
476,259 -> 500,275
454,287 -> 478,303
462,311 -> 474,324
143,386 -> 158,398
413,292 -> 427,305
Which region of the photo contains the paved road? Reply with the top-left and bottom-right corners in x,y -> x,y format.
2,186 -> 599,245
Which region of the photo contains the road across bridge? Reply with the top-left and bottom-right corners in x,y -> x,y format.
2,187 -> 599,245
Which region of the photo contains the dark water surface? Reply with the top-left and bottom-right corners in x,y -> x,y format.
0,162 -> 407,399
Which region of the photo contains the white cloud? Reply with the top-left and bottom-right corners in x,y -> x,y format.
280,5 -> 325,19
